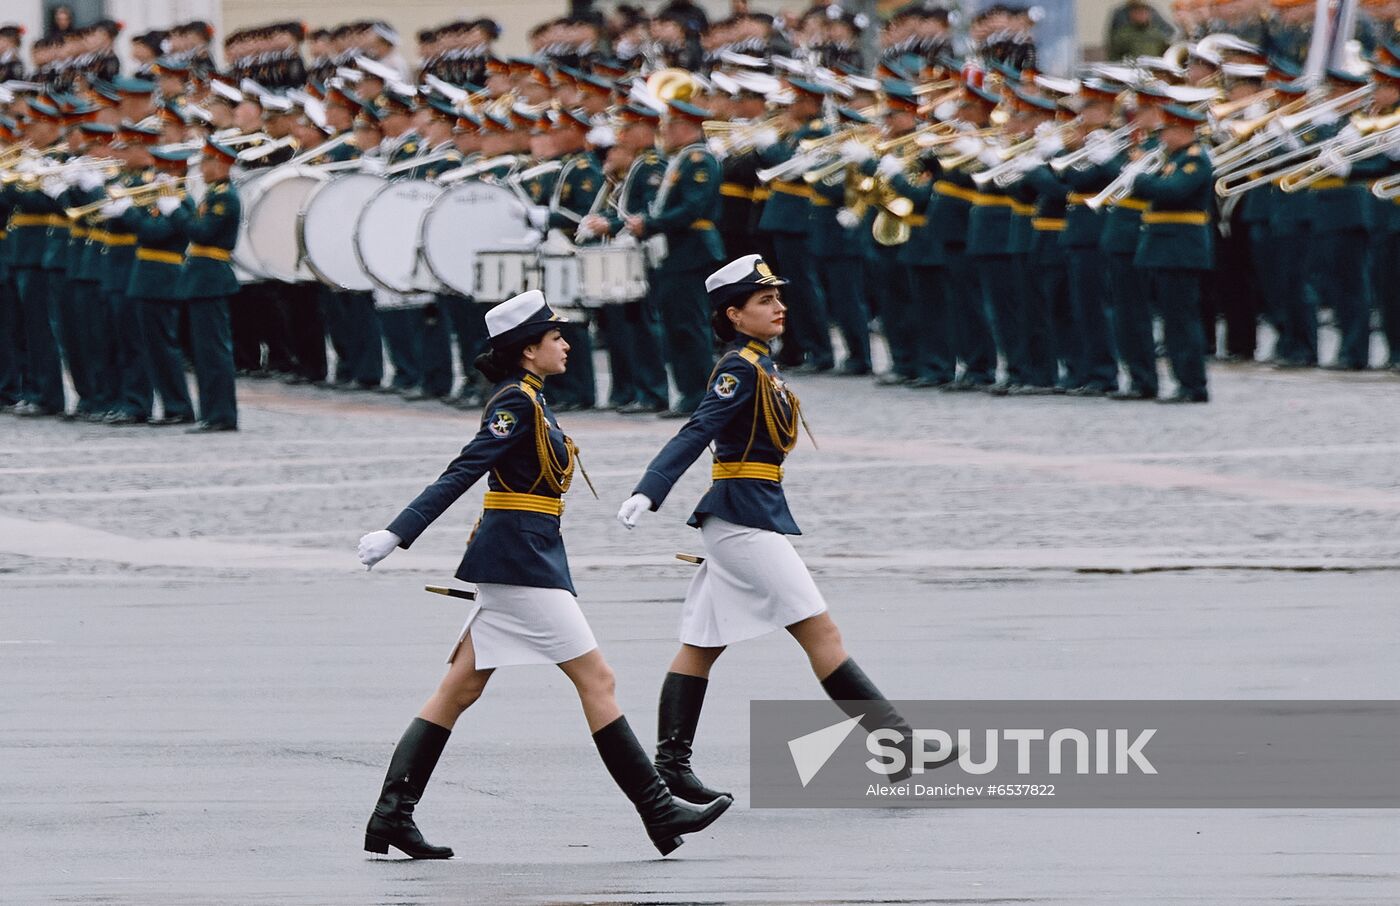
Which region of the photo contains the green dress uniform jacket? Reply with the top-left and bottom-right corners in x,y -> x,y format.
641,144 -> 724,271
1304,121 -> 1385,234
127,199 -> 190,301
756,119 -> 828,235
807,168 -> 867,259
1131,142 -> 1215,271
7,185 -> 62,268
605,148 -> 667,232
548,150 -> 603,230
888,166 -> 941,267
100,171 -> 147,296
1059,159 -> 1115,248
926,159 -> 979,251
173,179 -> 242,299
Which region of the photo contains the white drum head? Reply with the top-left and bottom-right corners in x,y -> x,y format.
231,169 -> 273,281
354,179 -> 444,294
420,182 -> 533,297
247,168 -> 326,283
299,173 -> 385,291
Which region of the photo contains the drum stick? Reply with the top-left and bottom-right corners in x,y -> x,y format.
425,585 -> 478,601
675,553 -> 705,565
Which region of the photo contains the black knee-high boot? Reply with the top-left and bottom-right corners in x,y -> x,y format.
655,673 -> 731,804
364,718 -> 455,859
592,715 -> 734,855
820,658 -> 952,782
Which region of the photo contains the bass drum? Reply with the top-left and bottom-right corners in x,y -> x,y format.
245,167 -> 327,283
299,173 -> 385,292
354,179 -> 444,294
231,169 -> 273,281
420,181 -> 533,297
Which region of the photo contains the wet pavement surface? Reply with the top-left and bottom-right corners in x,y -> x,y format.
3,354 -> 1398,904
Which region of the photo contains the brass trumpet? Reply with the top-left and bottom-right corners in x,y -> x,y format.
64,177 -> 189,220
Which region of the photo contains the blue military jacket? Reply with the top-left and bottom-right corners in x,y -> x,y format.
634,335 -> 803,535
386,370 -> 579,594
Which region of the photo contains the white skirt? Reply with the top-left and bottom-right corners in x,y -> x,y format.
446,583 -> 598,669
679,516 -> 829,648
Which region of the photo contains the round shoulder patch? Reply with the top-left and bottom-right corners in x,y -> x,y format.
713,372 -> 740,399
487,408 -> 518,438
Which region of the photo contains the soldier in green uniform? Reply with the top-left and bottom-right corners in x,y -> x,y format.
624,99 -> 725,416
1128,104 -> 1215,402
754,79 -> 833,371
65,121 -> 122,421
583,103 -> 671,413
96,123 -> 159,424
125,148 -> 197,425
7,100 -> 68,417
171,138 -> 243,431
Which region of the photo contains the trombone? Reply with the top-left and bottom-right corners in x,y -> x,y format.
1083,148 -> 1165,211
64,177 -> 189,220
1049,124 -> 1136,174
1277,112 -> 1400,193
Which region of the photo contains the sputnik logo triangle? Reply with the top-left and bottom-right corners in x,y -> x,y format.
787,714 -> 863,787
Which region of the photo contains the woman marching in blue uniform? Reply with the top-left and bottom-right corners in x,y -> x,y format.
616,256 -> 934,804
356,291 -> 731,858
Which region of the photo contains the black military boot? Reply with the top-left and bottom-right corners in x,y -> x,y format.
655,673 -> 731,804
592,715 -> 733,855
820,658 -> 954,782
364,718 -> 455,859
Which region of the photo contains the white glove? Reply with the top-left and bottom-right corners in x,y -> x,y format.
933,100 -> 959,121
1384,132 -> 1400,161
527,205 -> 550,229
357,529 -> 402,570
841,139 -> 873,164
41,176 -> 69,199
877,153 -> 904,177
835,206 -> 860,228
952,136 -> 983,158
154,172 -> 175,186
1336,123 -> 1362,144
575,221 -> 597,241
752,127 -> 779,151
16,158 -> 40,175
978,147 -> 1003,168
1035,133 -> 1064,157
1318,146 -> 1351,179
156,194 -> 182,215
1085,140 -> 1117,165
616,493 -> 653,529
76,168 -> 105,192
1012,151 -> 1042,173
707,136 -> 728,157
99,198 -> 132,220
360,156 -> 387,175
1313,108 -> 1340,127
586,124 -> 617,149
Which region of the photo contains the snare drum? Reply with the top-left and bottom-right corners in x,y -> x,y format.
354,179 -> 444,294
474,251 -> 538,304
577,243 -> 649,304
420,181 -> 533,297
539,252 -> 582,310
299,173 -> 385,291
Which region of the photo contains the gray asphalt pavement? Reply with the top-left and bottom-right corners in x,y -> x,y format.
2,356 -> 1398,904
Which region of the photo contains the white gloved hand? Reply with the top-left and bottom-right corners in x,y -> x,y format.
1085,140 -> 1117,165
1035,133 -> 1064,157
360,156 -> 387,175
154,172 -> 175,186
1318,146 -> 1352,179
1012,151 -> 1042,173
357,529 -> 402,570
76,168 -> 105,192
752,126 -> 780,151
707,136 -> 728,157
17,158 -> 40,175
877,153 -> 904,177
156,194 -> 183,215
835,206 -> 860,228
616,493 -> 653,529
527,205 -> 550,229
840,139 -> 873,164
952,136 -> 983,158
586,124 -> 617,149
1336,123 -> 1362,144
933,100 -> 959,121
99,197 -> 133,220
978,147 -> 1004,168
1384,132 -> 1400,161
41,176 -> 69,199
1313,109 -> 1341,128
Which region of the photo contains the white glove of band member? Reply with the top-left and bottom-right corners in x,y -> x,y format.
933,100 -> 959,121
707,136 -> 728,157
616,493 -> 653,529
876,153 -> 904,177
154,172 -> 175,186
1313,108 -> 1340,128
1035,133 -> 1064,158
527,205 -> 550,229
1085,140 -> 1117,165
156,194 -> 183,215
1384,132 -> 1400,161
1012,151 -> 1043,173
751,126 -> 780,151
977,147 -> 1003,168
360,156 -> 387,175
76,168 -> 105,192
99,198 -> 132,220
952,136 -> 983,158
840,139 -> 873,164
357,530 -> 401,570
835,206 -> 860,229
586,124 -> 617,149
41,176 -> 69,199
1317,146 -> 1352,179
